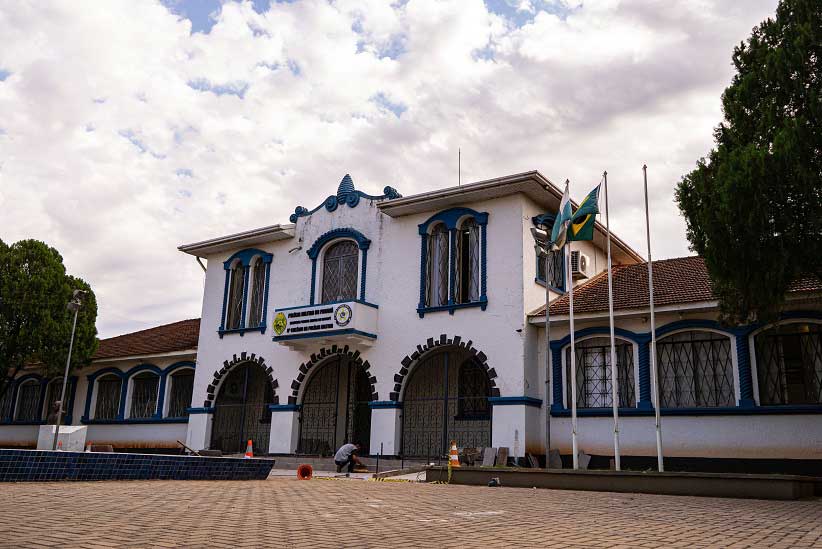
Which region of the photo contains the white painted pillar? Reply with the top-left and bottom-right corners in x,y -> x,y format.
491,401 -> 542,458
185,412 -> 212,451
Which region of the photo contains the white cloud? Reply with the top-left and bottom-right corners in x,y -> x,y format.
0,0 -> 779,337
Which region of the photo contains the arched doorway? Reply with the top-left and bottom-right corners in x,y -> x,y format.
298,356 -> 371,455
211,362 -> 273,455
401,346 -> 492,458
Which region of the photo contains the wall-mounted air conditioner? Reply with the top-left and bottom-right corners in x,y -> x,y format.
570,250 -> 590,279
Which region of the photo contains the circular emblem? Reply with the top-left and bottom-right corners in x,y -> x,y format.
273,312 -> 287,336
334,304 -> 352,327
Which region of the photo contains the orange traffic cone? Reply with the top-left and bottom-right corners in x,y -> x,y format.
57,440 -> 63,451
244,439 -> 253,459
85,443 -> 92,453
448,440 -> 460,468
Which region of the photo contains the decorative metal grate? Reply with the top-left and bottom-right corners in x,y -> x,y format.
298,357 -> 371,455
656,331 -> 734,408
94,376 -> 122,420
401,348 -> 492,459
211,363 -> 272,455
755,323 -> 822,405
247,258 -> 266,328
537,249 -> 564,290
130,372 -> 159,419
225,264 -> 245,330
322,241 -> 359,303
43,380 -> 69,423
565,337 -> 635,408
167,370 -> 194,418
14,382 -> 41,422
0,387 -> 13,421
427,224 -> 449,307
455,218 -> 480,304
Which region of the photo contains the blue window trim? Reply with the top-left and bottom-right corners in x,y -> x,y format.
82,361 -> 196,424
417,207 -> 489,317
272,328 -> 377,343
1,375 -> 78,426
548,315 -> 822,414
186,406 -> 214,415
274,299 -> 378,312
368,400 -> 402,409
306,228 -> 371,305
268,404 -> 301,412
218,248 -> 273,337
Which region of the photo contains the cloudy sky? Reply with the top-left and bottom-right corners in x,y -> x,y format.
0,0 -> 778,338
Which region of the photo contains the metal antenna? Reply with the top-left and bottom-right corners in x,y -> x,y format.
458,148 -> 461,186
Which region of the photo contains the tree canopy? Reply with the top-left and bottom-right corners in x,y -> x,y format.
676,0 -> 821,324
0,239 -> 98,399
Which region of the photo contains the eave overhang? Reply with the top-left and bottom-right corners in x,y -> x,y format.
178,224 -> 295,257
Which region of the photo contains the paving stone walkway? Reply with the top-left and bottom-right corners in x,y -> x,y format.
0,478 -> 820,548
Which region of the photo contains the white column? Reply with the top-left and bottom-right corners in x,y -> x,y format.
185,413 -> 212,451
491,403 -> 533,458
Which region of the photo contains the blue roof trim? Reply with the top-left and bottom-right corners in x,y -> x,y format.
275,299 -> 378,312
272,328 -> 377,342
418,207 -> 489,235
289,174 -> 402,223
532,213 -> 556,229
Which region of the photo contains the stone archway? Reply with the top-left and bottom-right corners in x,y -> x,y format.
394,335 -> 499,459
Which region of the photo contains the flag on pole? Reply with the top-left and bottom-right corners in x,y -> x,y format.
568,183 -> 601,241
550,180 -> 572,249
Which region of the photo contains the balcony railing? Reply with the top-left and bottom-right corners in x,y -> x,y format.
271,300 -> 378,349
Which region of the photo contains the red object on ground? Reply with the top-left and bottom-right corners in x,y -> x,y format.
296,464 -> 313,480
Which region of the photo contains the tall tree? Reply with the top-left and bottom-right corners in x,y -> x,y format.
0,240 -> 98,400
676,0 -> 821,324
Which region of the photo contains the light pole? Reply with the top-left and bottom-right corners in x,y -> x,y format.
530,226 -> 553,465
52,289 -> 86,451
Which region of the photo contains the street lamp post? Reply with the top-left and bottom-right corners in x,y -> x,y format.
52,290 -> 86,451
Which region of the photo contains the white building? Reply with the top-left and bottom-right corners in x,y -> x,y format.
2,171 -> 820,472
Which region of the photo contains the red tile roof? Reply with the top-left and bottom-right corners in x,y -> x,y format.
93,319 -> 200,360
531,256 -> 822,317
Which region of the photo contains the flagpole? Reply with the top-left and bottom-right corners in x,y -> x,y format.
604,171 -> 621,471
643,164 -> 664,472
566,240 -> 578,470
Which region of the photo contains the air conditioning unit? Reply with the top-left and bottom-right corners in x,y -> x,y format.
570,251 -> 590,279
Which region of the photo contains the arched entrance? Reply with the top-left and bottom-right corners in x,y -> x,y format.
211,362 -> 273,455
401,346 -> 492,458
298,356 -> 371,455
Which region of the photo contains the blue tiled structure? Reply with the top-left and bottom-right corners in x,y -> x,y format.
0,449 -> 274,482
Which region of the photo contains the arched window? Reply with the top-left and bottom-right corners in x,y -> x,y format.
15,380 -> 41,422
129,372 -> 159,419
537,249 -> 564,290
417,207 -> 487,316
565,337 -> 635,408
94,374 -> 122,420
322,240 -> 359,303
455,218 -> 480,304
426,223 -> 449,307
247,257 -> 266,328
167,368 -> 195,418
224,261 -> 245,330
657,331 -> 735,408
42,379 -> 69,423
754,322 -> 822,405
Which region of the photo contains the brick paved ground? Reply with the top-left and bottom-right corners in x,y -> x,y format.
0,478 -> 820,548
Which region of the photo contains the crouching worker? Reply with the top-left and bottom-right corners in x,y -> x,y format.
334,442 -> 364,475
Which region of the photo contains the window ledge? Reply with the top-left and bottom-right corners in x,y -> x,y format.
218,325 -> 266,338
550,405 -> 822,417
417,299 -> 488,318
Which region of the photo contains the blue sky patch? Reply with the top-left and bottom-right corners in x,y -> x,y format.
287,60 -> 301,76
484,0 -> 573,27
176,168 -> 193,178
0,69 -> 11,81
187,78 -> 249,98
371,93 -> 407,118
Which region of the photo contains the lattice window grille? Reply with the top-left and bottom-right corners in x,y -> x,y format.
130,373 -> 159,419
427,225 -> 449,307
755,323 -> 822,405
565,337 -> 635,408
656,331 -> 735,408
225,263 -> 245,330
247,258 -> 266,328
322,241 -> 358,303
167,370 -> 195,418
95,376 -> 122,420
15,382 -> 40,422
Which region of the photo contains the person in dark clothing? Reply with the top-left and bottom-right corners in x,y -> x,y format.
334,442 -> 364,474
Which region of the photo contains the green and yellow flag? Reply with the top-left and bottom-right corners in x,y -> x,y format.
568,183 -> 601,241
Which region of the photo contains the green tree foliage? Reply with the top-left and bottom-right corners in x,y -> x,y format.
0,239 -> 98,400
676,0 -> 821,324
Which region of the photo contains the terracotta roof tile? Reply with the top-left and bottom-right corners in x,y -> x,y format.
531,256 -> 821,317
93,318 -> 200,360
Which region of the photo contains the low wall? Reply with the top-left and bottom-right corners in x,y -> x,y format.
425,466 -> 821,500
0,449 -> 274,482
